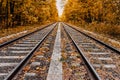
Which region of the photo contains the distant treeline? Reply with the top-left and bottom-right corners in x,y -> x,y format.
0,0 -> 58,28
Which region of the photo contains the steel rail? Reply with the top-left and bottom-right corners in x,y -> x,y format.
65,23 -> 120,54
0,23 -> 55,48
63,24 -> 101,80
4,23 -> 57,80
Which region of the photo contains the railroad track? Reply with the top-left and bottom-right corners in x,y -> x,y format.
13,22 -> 96,80
61,25 -> 93,80
63,23 -> 120,80
0,23 -> 57,80
13,23 -> 58,80
0,22 -> 120,80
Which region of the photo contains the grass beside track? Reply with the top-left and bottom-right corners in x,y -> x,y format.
0,23 -> 52,44
67,23 -> 120,50
78,23 -> 120,41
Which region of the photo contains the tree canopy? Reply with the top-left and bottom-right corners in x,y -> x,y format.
0,0 -> 58,28
62,0 -> 120,25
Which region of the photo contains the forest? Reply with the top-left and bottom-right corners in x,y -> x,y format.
0,0 -> 58,29
0,0 -> 120,39
62,0 -> 120,38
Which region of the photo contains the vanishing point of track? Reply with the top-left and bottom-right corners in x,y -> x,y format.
0,22 -> 120,80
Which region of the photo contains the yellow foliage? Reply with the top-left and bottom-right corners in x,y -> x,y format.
62,0 -> 120,38
0,0 -> 58,28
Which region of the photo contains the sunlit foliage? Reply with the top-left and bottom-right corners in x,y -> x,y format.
62,0 -> 120,38
63,0 -> 120,24
0,0 -> 58,28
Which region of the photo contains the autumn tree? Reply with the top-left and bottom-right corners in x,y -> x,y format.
62,0 -> 120,25
62,0 -> 120,38
0,0 -> 58,28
